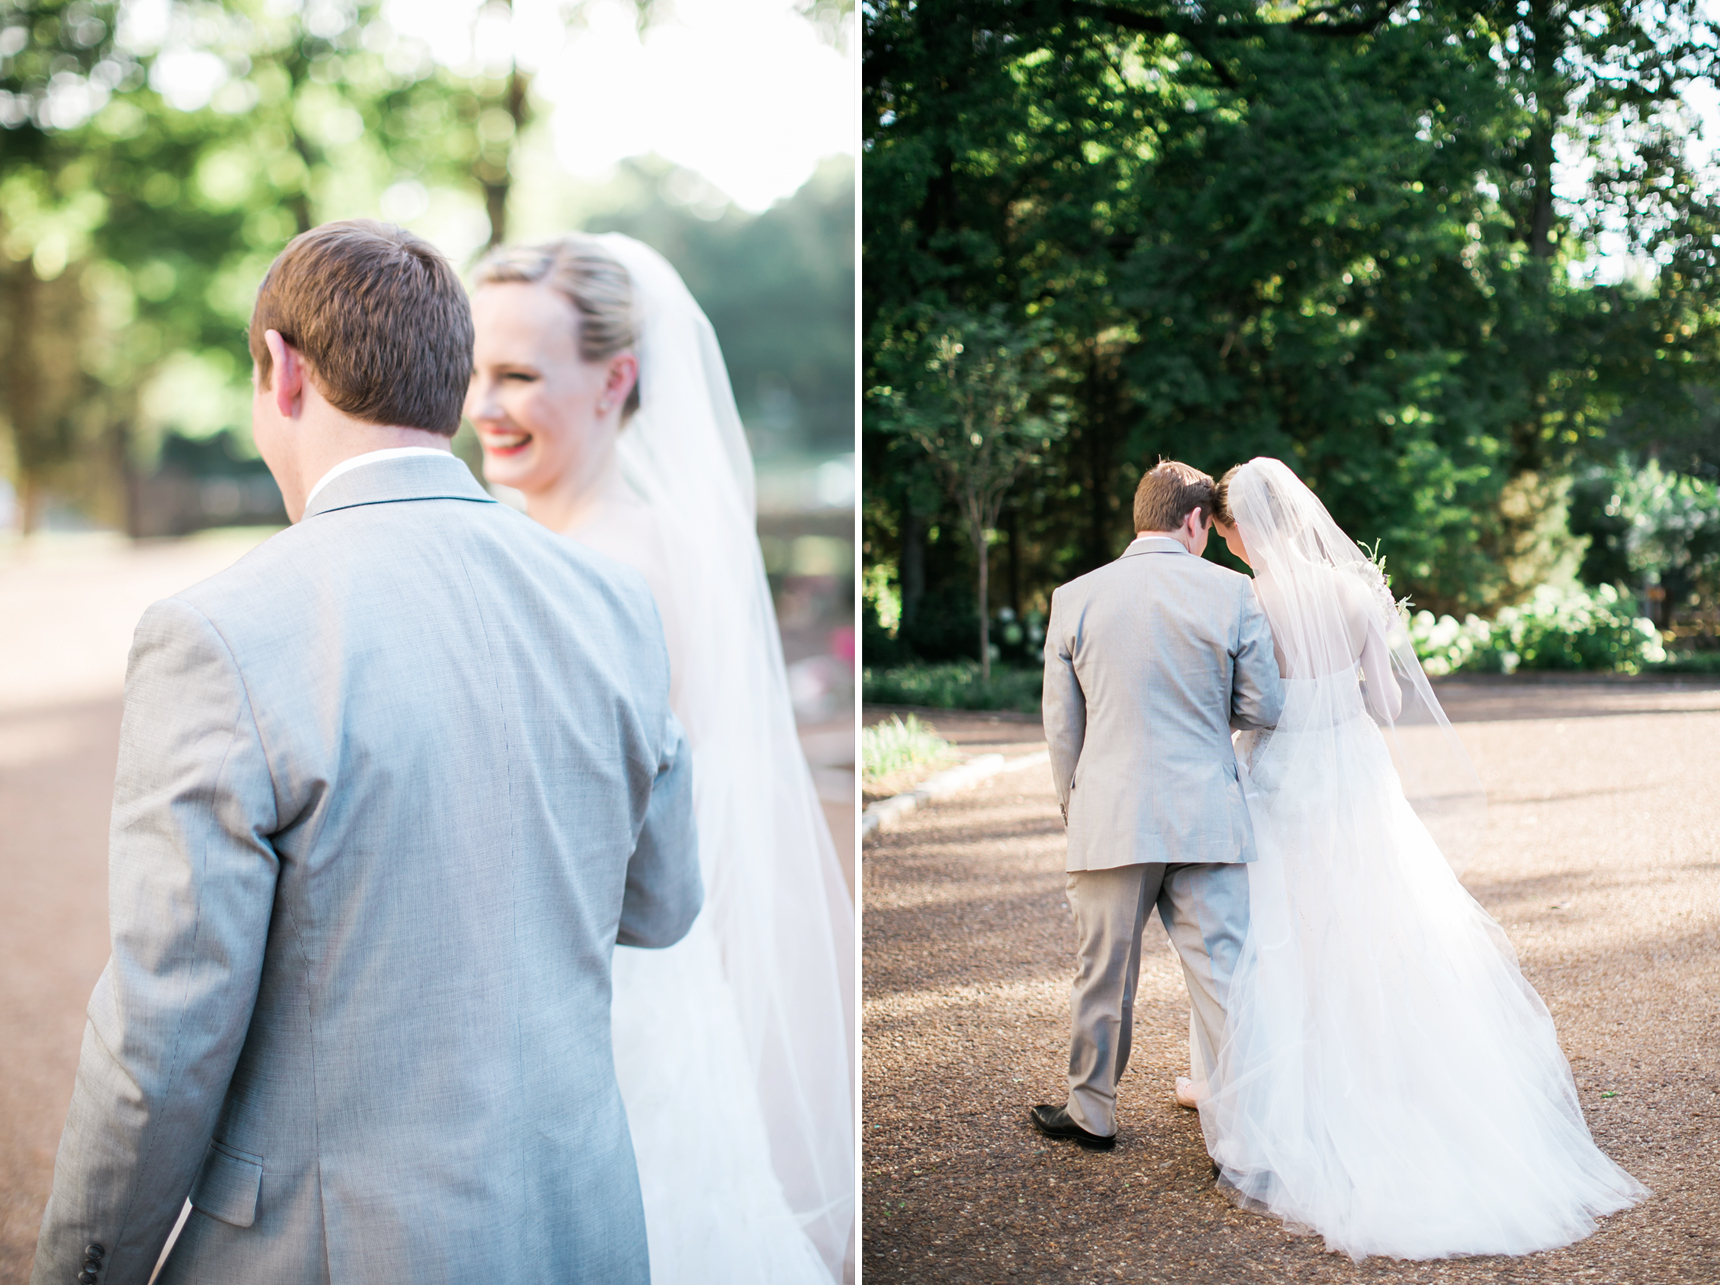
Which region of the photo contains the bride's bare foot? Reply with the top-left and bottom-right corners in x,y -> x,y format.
1174,1076 -> 1204,1109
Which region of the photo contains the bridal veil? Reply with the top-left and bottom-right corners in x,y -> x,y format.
595,234 -> 856,1273
1222,457 -> 1485,865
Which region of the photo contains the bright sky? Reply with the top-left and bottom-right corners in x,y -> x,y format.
115,0 -> 853,212
383,0 -> 855,211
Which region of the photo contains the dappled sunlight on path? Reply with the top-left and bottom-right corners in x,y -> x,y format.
862,686 -> 1720,1284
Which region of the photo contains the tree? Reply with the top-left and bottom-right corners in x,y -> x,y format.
873,309 -> 1068,678
862,0 -> 1720,631
0,0 -> 531,532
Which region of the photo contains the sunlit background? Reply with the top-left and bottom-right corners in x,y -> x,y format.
0,0 -> 856,725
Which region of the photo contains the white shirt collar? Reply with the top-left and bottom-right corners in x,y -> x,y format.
303,447 -> 454,510
1126,534 -> 1190,554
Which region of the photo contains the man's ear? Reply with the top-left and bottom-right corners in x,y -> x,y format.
263,329 -> 303,419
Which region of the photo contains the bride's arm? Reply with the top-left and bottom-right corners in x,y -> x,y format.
1359,622 -> 1403,722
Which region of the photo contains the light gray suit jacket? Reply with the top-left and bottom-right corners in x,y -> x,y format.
1043,536 -> 1283,872
31,454 -> 700,1285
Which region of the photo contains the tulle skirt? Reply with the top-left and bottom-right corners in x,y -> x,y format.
1200,682 -> 1647,1261
612,917 -> 833,1284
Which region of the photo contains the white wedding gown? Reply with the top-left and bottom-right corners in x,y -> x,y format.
1199,458 -> 1646,1261
610,926 -> 833,1281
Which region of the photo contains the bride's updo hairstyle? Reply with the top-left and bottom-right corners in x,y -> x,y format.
472,235 -> 642,422
1214,464 -> 1241,528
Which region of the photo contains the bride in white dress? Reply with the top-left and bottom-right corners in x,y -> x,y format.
1198,457 -> 1645,1261
464,234 -> 854,1282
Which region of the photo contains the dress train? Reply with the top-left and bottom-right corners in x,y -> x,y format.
1199,675 -> 1647,1260
612,919 -> 832,1283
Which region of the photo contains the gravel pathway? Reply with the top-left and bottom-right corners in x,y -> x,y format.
861,681 -> 1720,1284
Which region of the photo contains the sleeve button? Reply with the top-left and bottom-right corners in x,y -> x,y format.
85,1245 -> 104,1259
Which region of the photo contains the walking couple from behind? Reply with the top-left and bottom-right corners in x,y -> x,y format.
31,220 -> 852,1284
1031,458 -> 1646,1261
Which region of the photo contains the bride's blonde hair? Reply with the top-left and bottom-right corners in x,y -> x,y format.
472,235 -> 642,422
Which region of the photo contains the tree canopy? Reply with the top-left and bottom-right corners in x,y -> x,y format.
863,0 -> 1720,657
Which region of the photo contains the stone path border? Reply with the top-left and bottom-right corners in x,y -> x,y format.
861,749 -> 1051,841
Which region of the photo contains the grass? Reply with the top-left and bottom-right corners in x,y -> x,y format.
862,661 -> 1043,715
861,713 -> 960,785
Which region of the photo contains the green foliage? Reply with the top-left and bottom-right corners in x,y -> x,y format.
862,661 -> 1043,714
860,713 -> 958,782
0,0 -> 477,529
585,156 -> 856,455
1408,584 -> 1665,676
863,0 -> 1720,631
1569,457 -> 1720,631
870,309 -> 1066,492
0,4 -> 855,534
1649,650 -> 1720,674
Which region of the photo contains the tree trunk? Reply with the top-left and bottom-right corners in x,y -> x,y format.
1006,501 -> 1021,620
1526,0 -> 1559,262
288,131 -> 318,235
480,21 -> 531,251
975,523 -> 991,681
111,419 -> 141,539
6,265 -> 43,536
19,475 -> 44,537
1081,341 -> 1118,572
900,508 -> 925,626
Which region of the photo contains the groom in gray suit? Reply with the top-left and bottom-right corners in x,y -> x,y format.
31,221 -> 700,1284
1032,461 -> 1281,1150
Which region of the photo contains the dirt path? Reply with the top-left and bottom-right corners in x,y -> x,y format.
861,681 -> 1720,1284
0,532 -> 277,1282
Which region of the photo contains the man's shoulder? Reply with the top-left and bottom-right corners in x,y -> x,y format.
1056,549 -> 1252,596
172,495 -> 651,634
169,523 -> 313,618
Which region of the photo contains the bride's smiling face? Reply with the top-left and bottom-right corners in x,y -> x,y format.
466,281 -> 637,498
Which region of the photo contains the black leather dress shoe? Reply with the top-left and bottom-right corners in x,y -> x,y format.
1028,1103 -> 1116,1151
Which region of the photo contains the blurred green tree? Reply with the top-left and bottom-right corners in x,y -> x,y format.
2,0 -> 854,535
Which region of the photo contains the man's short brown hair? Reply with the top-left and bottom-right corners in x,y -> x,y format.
1133,459 -> 1217,533
249,219 -> 472,435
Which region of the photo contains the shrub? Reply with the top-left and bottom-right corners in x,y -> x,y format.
1408,583 -> 1665,676
862,660 -> 1043,713
897,593 -> 981,662
1648,650 -> 1720,675
860,713 -> 959,782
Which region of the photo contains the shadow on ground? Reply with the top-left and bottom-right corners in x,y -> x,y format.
862,687 -> 1720,1285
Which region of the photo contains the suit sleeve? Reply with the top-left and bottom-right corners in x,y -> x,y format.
1041,589 -> 1086,822
1230,581 -> 1284,732
617,710 -> 702,949
33,599 -> 281,1285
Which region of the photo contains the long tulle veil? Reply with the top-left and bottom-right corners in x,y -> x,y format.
1226,457 -> 1486,866
593,233 -> 856,1274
